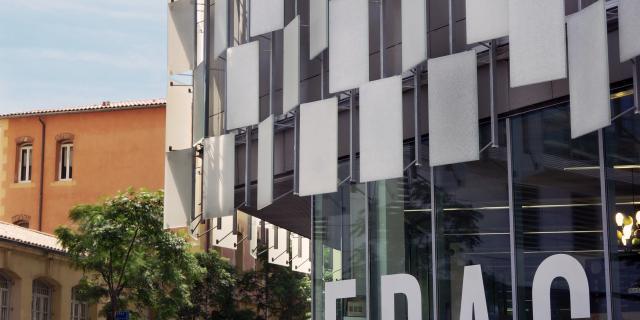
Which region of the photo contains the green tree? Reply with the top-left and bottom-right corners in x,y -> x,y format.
237,244 -> 311,320
178,251 -> 255,320
55,190 -> 204,320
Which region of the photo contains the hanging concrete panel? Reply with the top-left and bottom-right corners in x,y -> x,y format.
203,134 -> 235,218
226,41 -> 260,130
509,0 -> 566,87
329,0 -> 369,93
428,51 -> 479,166
299,97 -> 338,196
250,216 -> 261,259
268,224 -> 290,267
166,85 -> 193,151
163,149 -> 193,229
465,0 -> 508,44
258,116 -> 274,210
567,0 -> 610,138
283,16 -> 300,114
402,0 -> 428,72
250,0 -> 284,37
211,215 -> 237,250
168,0 -> 196,75
212,0 -> 228,59
359,76 -> 404,182
290,233 -> 311,274
619,0 -> 640,62
192,62 -> 206,144
310,0 -> 328,59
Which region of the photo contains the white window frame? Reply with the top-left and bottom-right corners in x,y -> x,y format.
18,145 -> 32,183
70,288 -> 87,320
0,274 -> 10,320
58,143 -> 73,181
32,281 -> 52,320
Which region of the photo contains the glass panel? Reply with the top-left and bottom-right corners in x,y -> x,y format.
61,146 -> 68,179
369,138 -> 432,320
604,92 -> 640,320
435,121 -> 511,320
511,104 -> 606,319
313,161 -> 367,319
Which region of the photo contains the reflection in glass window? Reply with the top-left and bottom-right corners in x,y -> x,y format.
71,287 -> 88,320
604,92 -> 640,320
511,105 -> 606,320
313,162 -> 367,320
435,120 -> 511,320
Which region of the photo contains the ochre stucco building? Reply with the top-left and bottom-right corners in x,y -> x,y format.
0,100 -> 166,233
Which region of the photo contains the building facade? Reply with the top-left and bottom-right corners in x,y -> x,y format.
165,0 -> 640,319
0,100 -> 166,233
0,221 -> 98,320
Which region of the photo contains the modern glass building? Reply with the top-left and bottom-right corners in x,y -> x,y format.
164,0 -> 640,319
312,90 -> 640,320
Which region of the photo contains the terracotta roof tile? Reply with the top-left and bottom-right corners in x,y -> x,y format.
0,98 -> 166,118
0,221 -> 65,253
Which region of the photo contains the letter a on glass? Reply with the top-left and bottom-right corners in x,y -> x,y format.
459,265 -> 489,320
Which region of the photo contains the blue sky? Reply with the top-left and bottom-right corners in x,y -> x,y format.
0,0 -> 167,114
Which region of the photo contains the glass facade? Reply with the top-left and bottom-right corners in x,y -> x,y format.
313,89 -> 639,320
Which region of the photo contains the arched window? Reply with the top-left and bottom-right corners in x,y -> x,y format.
70,287 -> 87,320
0,274 -> 10,320
17,143 -> 33,183
32,280 -> 52,320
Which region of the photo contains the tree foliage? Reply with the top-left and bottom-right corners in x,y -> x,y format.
55,190 -> 204,320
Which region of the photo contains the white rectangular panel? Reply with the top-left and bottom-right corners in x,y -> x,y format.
428,51 -> 479,166
619,0 -> 640,62
465,0 -> 508,44
250,217 -> 261,259
257,116 -> 274,210
168,0 -> 196,75
310,0 -> 328,59
268,224 -> 290,267
567,0 -> 611,139
203,134 -> 236,218
509,0 -> 566,87
212,215 -> 237,250
283,16 -> 300,114
163,149 -> 193,229
226,41 -> 260,130
359,76 -> 404,182
329,0 -> 369,93
166,85 -> 193,151
212,0 -> 228,59
193,62 -> 206,145
299,97 -> 338,196
401,0 -> 428,72
250,0 -> 284,37
290,233 -> 311,274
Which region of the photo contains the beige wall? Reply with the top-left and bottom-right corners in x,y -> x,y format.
0,241 -> 99,320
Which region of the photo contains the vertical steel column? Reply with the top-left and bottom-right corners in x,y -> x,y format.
310,195 -> 315,320
598,129 -> 614,320
364,182 -> 371,320
634,58 -> 640,114
270,31 -> 275,115
506,118 -> 519,320
204,0 -> 211,137
448,0 -> 454,55
349,91 -> 355,182
414,66 -> 421,167
321,52 -> 325,99
430,166 -> 438,320
489,40 -> 499,147
294,110 -> 300,194
245,128 -> 252,206
379,0 -> 385,78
